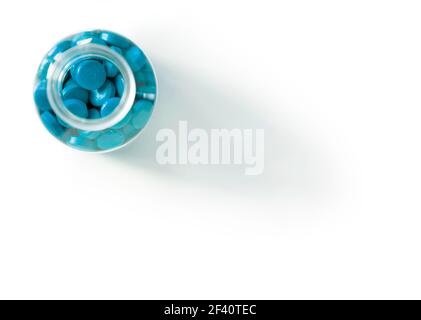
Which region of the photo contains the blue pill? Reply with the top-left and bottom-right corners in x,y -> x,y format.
132,99 -> 152,112
122,124 -> 138,137
64,99 -> 89,118
89,80 -> 116,107
37,58 -> 51,80
86,37 -> 107,46
71,31 -> 97,46
72,32 -> 106,46
114,74 -> 125,96
100,97 -> 120,117
104,61 -> 119,78
63,78 -> 77,88
136,85 -> 156,99
100,31 -> 131,49
97,130 -> 125,150
144,72 -> 156,86
134,70 -> 146,84
78,130 -> 100,139
40,111 -> 64,138
34,80 -> 51,111
47,40 -> 71,60
104,47 -> 122,78
124,46 -> 146,72
141,64 -> 156,85
88,108 -> 101,119
112,111 -> 132,129
67,135 -> 96,149
62,82 -> 89,103
131,100 -> 153,129
73,59 -> 107,90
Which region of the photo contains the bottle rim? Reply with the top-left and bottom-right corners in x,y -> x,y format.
46,43 -> 136,132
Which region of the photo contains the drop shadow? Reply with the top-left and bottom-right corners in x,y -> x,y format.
105,59 -> 330,200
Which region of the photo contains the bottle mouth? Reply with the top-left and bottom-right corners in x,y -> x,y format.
46,44 -> 136,131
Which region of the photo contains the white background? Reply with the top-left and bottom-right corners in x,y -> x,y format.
0,0 -> 420,299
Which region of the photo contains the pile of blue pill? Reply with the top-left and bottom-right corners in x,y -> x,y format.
33,30 -> 157,152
